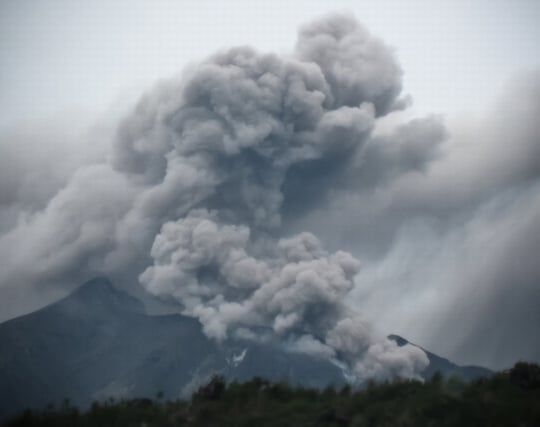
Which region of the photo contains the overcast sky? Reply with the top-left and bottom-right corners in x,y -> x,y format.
1,0 -> 539,125
1,1 -> 539,372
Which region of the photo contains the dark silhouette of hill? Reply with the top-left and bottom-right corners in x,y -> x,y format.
4,363 -> 540,427
388,334 -> 492,381
0,278 -> 344,418
0,278 -> 491,419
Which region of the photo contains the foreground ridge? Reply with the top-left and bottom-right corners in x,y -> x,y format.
4,362 -> 540,427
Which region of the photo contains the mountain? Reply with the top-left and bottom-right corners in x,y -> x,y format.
388,334 -> 492,381
0,278 -> 491,419
0,278 -> 344,419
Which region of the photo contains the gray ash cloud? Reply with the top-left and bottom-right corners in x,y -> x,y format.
1,12 -> 537,372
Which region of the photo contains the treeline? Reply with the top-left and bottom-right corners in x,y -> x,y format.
3,362 -> 540,427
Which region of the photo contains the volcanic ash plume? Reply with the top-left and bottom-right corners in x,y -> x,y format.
131,13 -> 428,381
0,12 -> 432,381
140,210 -> 427,380
2,10 -> 538,373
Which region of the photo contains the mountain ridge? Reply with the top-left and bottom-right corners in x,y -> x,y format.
388,334 -> 492,381
0,278 -> 491,419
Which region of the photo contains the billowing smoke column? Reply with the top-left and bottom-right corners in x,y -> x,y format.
3,11 -> 539,372
140,211 -> 427,380
125,13 -> 428,381
0,13 -> 431,381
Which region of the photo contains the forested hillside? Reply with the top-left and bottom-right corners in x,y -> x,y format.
4,362 -> 539,427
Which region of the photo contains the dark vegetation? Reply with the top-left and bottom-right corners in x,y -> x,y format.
3,362 -> 540,427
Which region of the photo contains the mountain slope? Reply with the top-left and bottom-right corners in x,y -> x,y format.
0,278 -> 491,418
0,278 -> 344,418
388,334 -> 492,381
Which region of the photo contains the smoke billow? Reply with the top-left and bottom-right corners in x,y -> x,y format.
127,13 -> 429,380
305,70 -> 540,369
0,13 -> 452,380
140,210 -> 427,380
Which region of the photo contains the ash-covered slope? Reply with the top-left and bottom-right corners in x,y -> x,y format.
0,278 -> 490,419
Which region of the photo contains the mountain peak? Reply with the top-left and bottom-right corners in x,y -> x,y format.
388,334 -> 492,381
74,276 -> 115,294
71,277 -> 118,299
57,276 -> 145,315
388,334 -> 409,347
